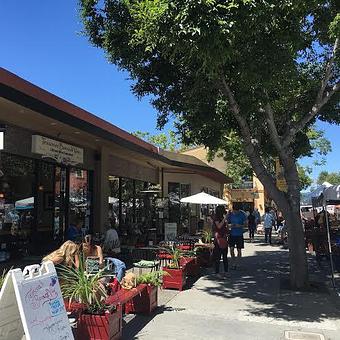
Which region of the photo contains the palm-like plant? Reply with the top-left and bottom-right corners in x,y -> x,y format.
202,229 -> 213,244
59,259 -> 108,314
162,245 -> 182,269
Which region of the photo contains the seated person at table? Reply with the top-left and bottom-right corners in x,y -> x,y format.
43,241 -> 79,268
66,219 -> 83,243
82,234 -> 104,272
103,224 -> 121,255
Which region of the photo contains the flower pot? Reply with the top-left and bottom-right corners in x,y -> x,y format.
197,247 -> 212,267
77,308 -> 122,340
125,285 -> 158,314
162,267 -> 186,291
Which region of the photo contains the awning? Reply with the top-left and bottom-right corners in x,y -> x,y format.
180,192 -> 228,205
15,196 -> 34,210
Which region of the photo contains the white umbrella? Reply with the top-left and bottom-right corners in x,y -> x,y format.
180,192 -> 227,205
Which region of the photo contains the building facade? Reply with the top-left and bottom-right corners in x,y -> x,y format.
182,146 -> 267,215
0,68 -> 229,261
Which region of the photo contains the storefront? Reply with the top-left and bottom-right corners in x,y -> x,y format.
0,125 -> 93,259
0,67 -> 230,263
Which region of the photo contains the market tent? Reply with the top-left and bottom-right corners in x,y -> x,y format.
180,192 -> 228,205
316,184 -> 340,288
15,197 -> 34,210
320,185 -> 340,205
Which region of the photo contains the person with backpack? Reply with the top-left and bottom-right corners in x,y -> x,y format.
210,205 -> 229,275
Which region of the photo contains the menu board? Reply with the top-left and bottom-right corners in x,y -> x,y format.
164,223 -> 177,241
0,262 -> 74,340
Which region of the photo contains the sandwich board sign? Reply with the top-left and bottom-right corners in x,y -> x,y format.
0,261 -> 74,340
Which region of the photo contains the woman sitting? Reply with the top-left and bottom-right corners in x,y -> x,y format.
82,234 -> 104,273
43,240 -> 79,268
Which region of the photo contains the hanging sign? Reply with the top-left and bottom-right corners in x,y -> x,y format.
275,158 -> 288,192
0,261 -> 74,340
32,135 -> 83,165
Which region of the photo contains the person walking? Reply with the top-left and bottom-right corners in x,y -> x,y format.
263,207 -> 275,244
247,209 -> 256,242
210,206 -> 229,275
228,207 -> 247,269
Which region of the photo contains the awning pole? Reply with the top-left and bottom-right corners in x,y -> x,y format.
325,203 -> 336,289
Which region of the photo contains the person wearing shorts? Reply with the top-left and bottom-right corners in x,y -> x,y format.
228,207 -> 246,269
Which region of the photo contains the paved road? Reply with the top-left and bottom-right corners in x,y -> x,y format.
123,236 -> 340,340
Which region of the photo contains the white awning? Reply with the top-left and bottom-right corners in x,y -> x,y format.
180,192 -> 228,205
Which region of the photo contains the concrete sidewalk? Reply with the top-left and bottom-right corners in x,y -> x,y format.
123,236 -> 340,340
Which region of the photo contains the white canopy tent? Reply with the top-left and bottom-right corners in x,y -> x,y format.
180,192 -> 228,205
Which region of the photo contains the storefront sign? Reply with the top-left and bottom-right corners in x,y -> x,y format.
32,135 -> 83,165
0,131 -> 4,150
0,261 -> 74,340
275,158 -> 288,192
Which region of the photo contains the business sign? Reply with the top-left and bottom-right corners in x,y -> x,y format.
32,135 -> 83,165
0,261 -> 74,340
275,158 -> 288,192
0,132 -> 4,150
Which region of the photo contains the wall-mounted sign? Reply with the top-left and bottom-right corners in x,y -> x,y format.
0,131 -> 4,150
275,158 -> 288,192
32,135 -> 83,165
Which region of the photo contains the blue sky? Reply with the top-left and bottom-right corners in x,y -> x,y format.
0,1 -> 339,183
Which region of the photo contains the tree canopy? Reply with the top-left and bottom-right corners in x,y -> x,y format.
80,0 -> 340,288
317,170 -> 340,185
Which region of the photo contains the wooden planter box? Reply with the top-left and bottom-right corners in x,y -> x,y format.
125,285 -> 158,314
180,257 -> 200,277
162,267 -> 186,291
197,248 -> 212,267
77,308 -> 122,340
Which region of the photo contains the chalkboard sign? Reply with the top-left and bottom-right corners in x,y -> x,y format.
0,261 -> 74,340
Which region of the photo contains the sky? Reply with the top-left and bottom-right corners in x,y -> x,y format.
0,1 -> 339,184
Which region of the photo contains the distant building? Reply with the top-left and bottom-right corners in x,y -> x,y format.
181,146 -> 267,215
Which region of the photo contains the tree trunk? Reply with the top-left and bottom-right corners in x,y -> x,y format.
285,208 -> 308,289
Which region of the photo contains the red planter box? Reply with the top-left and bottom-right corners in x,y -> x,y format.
197,249 -> 212,267
162,267 -> 186,291
125,285 -> 158,314
180,257 -> 200,277
77,308 -> 122,340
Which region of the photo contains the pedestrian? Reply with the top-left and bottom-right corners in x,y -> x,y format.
210,206 -> 228,275
228,207 -> 247,269
254,208 -> 261,226
263,207 -> 274,244
247,209 -> 256,242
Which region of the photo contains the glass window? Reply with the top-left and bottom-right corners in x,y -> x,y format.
0,153 -> 35,259
69,168 -> 91,237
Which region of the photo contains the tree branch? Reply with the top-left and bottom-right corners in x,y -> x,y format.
220,77 -> 289,212
282,38 -> 339,148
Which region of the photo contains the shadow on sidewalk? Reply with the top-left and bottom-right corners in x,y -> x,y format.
195,246 -> 340,324
122,305 -> 187,339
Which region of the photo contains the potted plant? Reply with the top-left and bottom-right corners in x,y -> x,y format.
161,246 -> 187,291
180,250 -> 200,277
59,263 -> 122,340
125,271 -> 166,314
196,229 -> 214,267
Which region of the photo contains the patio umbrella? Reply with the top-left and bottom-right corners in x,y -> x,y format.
180,192 -> 228,205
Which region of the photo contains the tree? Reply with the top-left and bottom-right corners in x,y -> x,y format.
80,0 -> 340,288
132,130 -> 187,151
317,171 -> 340,185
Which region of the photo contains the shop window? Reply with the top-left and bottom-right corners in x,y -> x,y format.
69,168 -> 90,237
108,176 -> 120,228
0,153 -> 35,260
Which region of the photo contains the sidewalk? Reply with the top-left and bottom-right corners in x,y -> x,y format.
123,235 -> 340,340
